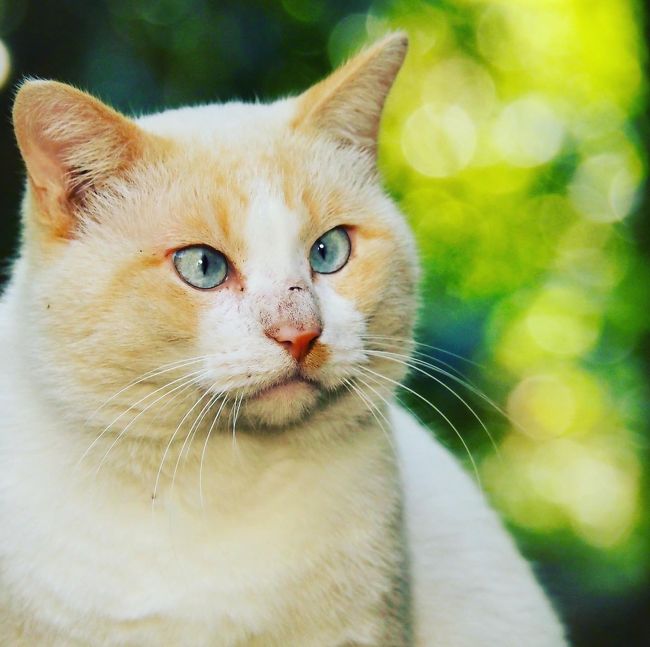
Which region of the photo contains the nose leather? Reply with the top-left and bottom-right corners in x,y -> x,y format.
268,325 -> 322,362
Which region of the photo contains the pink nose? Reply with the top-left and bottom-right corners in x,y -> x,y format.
268,325 -> 322,362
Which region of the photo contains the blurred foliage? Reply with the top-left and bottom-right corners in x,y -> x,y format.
0,1 -> 648,645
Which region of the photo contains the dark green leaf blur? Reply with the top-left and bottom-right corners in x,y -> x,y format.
0,1 -> 647,645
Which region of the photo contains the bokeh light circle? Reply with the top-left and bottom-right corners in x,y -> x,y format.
492,95 -> 564,167
401,103 -> 476,177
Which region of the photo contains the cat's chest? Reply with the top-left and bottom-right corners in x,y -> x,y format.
3,465 -> 285,623
1,429 -> 396,644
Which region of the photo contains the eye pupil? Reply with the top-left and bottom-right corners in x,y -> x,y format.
318,242 -> 327,260
173,245 -> 228,289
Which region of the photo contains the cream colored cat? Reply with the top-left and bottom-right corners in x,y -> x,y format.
0,34 -> 566,646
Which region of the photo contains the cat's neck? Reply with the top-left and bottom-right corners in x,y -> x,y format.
1,338 -> 390,516
7,388 -> 394,521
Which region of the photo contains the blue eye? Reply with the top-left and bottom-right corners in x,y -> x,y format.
309,227 -> 351,274
173,245 -> 228,289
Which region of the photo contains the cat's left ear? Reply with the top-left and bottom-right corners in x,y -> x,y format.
13,80 -> 149,240
292,32 -> 408,156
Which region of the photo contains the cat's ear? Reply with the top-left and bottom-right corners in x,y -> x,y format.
13,80 -> 147,239
292,32 -> 408,155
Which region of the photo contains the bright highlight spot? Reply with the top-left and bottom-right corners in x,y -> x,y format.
401,104 -> 476,177
492,96 -> 564,167
421,57 -> 497,122
569,153 -> 640,223
508,375 -> 575,438
0,40 -> 11,89
482,434 -> 640,549
525,285 -> 600,357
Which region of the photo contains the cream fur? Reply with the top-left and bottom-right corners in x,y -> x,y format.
0,34 -> 566,646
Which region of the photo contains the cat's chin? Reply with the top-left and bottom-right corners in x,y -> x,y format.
242,377 -> 320,427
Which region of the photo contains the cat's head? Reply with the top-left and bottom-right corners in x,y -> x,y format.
11,33 -> 418,435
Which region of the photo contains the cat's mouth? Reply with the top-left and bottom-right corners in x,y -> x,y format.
233,371 -> 336,428
247,375 -> 318,401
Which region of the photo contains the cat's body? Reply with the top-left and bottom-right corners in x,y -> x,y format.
0,34 -> 566,646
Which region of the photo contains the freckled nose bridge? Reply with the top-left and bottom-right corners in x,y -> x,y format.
262,284 -> 323,363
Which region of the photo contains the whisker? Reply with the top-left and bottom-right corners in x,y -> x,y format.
365,349 -> 499,456
152,380 -> 220,507
180,389 -> 224,464
169,385 -> 222,496
357,364 -> 482,487
365,341 -> 489,402
142,375 -> 203,433
363,337 -> 473,383
231,393 -> 243,453
344,377 -> 395,454
78,369 -> 207,469
199,395 -> 230,508
365,346 -> 517,443
87,355 -> 210,422
361,334 -> 483,368
94,371 -> 210,475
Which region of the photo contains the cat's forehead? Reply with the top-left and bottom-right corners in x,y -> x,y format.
135,98 -> 335,222
126,97 -> 390,277
131,102 -> 376,247
136,99 -> 296,144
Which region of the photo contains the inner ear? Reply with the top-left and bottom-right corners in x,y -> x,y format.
292,32 -> 408,156
13,80 -> 149,239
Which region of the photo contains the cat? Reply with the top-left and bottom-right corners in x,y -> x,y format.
0,33 -> 567,646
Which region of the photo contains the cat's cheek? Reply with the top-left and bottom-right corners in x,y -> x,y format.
195,294 -> 244,345
322,226 -> 401,319
193,294 -> 278,388
312,283 -> 367,385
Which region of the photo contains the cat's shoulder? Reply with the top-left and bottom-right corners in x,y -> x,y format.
390,404 -> 567,646
390,404 -> 479,502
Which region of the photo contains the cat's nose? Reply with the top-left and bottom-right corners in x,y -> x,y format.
267,324 -> 322,362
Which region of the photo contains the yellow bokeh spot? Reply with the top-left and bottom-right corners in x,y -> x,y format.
508,374 -> 576,438
401,103 -> 476,178
566,447 -> 639,548
507,368 -> 606,439
420,57 -> 497,122
525,285 -> 600,357
556,244 -> 627,291
494,284 -> 601,374
492,95 -> 564,167
569,152 -> 642,223
482,433 -> 640,549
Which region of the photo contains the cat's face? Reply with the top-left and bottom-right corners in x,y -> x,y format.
11,34 -> 417,434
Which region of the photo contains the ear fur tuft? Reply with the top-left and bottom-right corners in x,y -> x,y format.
13,80 -> 145,239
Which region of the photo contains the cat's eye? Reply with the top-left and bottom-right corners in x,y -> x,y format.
173,245 -> 228,289
309,226 -> 351,274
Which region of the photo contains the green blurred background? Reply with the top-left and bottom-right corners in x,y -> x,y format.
0,1 -> 647,644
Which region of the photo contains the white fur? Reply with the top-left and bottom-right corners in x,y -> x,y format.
0,291 -> 566,646
1,40 -> 566,644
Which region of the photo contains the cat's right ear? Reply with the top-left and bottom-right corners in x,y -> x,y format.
13,80 -> 148,240
292,32 -> 408,157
